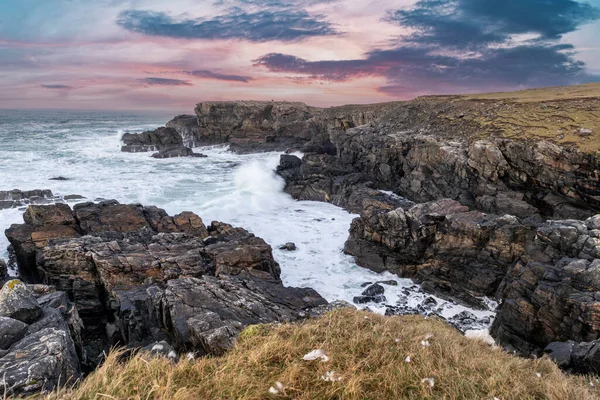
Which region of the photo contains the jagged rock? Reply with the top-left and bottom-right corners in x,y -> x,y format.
490,215 -> 600,355
0,280 -> 42,323
151,146 -> 207,159
277,154 -> 302,171
0,326 -> 81,397
0,317 -> 28,349
121,127 -> 183,153
353,294 -> 386,304
166,115 -> 200,147
0,285 -> 82,397
545,340 -> 600,374
344,199 -> 531,306
378,280 -> 398,286
0,189 -> 54,210
0,259 -> 6,281
5,201 -> 324,372
158,276 -> 326,355
362,283 -> 384,297
278,242 -> 297,251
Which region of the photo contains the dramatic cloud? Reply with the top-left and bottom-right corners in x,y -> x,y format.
138,77 -> 193,86
117,8 -> 338,42
40,84 -> 74,89
189,70 -> 253,82
255,0 -> 600,94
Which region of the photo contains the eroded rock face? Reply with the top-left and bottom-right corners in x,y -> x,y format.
490,215 -> 600,355
0,189 -> 55,210
0,280 -> 82,397
344,198 -> 532,306
4,201 -> 325,376
121,127 -> 183,153
151,146 -> 207,159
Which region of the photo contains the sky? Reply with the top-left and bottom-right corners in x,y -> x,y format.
0,0 -> 599,111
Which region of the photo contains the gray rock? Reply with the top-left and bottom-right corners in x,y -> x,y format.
278,242 -> 297,251
151,146 -> 207,159
362,283 -> 385,297
0,280 -> 42,323
0,327 -> 81,397
0,317 -> 28,350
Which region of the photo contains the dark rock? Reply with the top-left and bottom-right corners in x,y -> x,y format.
6,201 -> 325,372
277,154 -> 302,171
49,176 -> 68,181
0,316 -> 28,350
360,282 -> 373,288
490,215 -> 600,355
361,283 -> 385,297
0,280 -> 42,323
63,194 -> 86,201
344,199 -> 531,305
377,280 -> 398,286
121,127 -> 183,153
278,242 -> 297,251
0,189 -> 54,210
422,297 -> 438,308
151,146 -> 207,159
166,115 -> 200,147
353,294 -> 386,304
0,326 -> 81,397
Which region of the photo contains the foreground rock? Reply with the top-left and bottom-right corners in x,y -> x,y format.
4,201 -> 327,378
0,280 -> 82,397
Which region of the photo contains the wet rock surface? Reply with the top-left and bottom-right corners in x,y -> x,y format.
151,145 -> 207,159
2,201 -> 327,392
121,127 -> 183,153
0,189 -> 55,210
0,280 -> 82,397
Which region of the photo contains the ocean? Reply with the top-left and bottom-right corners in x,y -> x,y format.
0,109 -> 495,324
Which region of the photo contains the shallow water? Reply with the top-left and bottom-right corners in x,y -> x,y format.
0,109 -> 496,324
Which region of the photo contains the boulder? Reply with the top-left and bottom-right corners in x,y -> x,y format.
0,285 -> 82,397
121,127 -> 183,153
0,317 -> 28,350
278,242 -> 297,251
151,146 -> 207,159
362,283 -> 384,297
0,280 -> 42,323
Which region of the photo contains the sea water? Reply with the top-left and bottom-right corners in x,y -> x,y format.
0,109 -> 495,324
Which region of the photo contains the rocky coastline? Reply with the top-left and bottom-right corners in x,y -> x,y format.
117,92 -> 600,370
2,87 -> 600,395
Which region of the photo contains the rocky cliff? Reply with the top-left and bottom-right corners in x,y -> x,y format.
2,201 -> 326,395
119,83 -> 600,369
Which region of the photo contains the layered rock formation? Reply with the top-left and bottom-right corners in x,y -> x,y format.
0,280 -> 82,397
3,201 -> 327,385
1,189 -> 54,210
121,127 -> 201,158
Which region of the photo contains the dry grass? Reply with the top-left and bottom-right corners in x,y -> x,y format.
462,82 -> 600,103
40,309 -> 600,400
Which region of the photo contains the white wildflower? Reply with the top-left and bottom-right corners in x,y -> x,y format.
404,356 -> 411,363
395,338 -> 401,343
303,349 -> 329,362
186,352 -> 195,361
535,372 -> 541,378
321,371 -> 342,382
421,377 -> 435,388
268,381 -> 284,395
590,381 -> 595,387
421,340 -> 431,347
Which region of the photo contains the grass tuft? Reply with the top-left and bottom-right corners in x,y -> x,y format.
41,309 -> 599,399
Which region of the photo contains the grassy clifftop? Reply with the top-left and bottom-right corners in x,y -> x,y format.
45,310 -> 599,400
